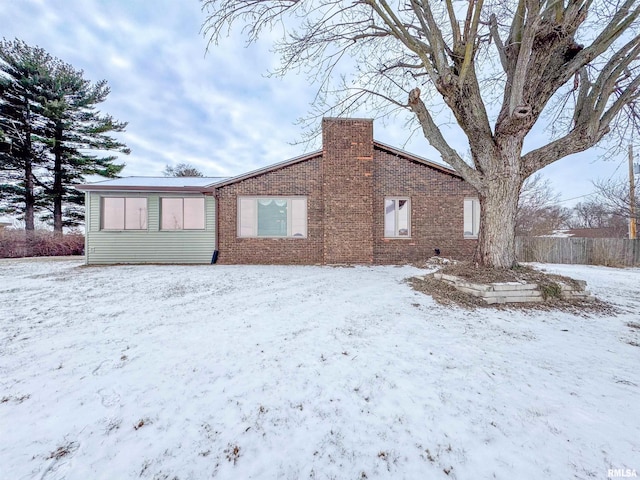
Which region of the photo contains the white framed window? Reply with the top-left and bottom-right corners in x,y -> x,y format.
464,198 -> 480,238
161,197 -> 205,230
238,197 -> 307,238
102,197 -> 147,230
384,197 -> 411,238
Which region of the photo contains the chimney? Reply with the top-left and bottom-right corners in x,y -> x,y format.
322,118 -> 374,264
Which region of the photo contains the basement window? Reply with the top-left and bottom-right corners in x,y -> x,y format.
384,198 -> 411,238
464,198 -> 480,238
161,197 -> 205,230
102,197 -> 148,230
238,197 -> 307,238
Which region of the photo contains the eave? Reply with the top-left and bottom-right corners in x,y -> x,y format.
75,185 -> 217,193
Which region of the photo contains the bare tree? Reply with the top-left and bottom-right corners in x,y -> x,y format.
592,177 -> 639,220
572,200 -> 610,228
568,177 -> 640,235
163,163 -> 204,177
570,197 -> 629,235
202,0 -> 640,267
516,174 -> 571,236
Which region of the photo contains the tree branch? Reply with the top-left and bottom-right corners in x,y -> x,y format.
458,0 -> 484,86
508,0 -> 541,115
444,0 -> 462,47
601,75 -> 640,127
521,126 -> 602,176
565,0 -> 640,76
489,13 -> 508,72
407,87 -> 482,189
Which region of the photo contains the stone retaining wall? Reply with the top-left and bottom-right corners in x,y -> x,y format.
427,273 -> 593,305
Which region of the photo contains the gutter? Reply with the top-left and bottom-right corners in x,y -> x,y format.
75,185 -> 217,193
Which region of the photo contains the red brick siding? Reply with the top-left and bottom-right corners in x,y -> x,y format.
215,119 -> 478,265
322,118 -> 374,263
373,148 -> 478,263
216,156 -> 324,264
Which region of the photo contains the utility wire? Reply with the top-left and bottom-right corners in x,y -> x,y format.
556,192 -> 597,204
555,153 -> 631,205
605,157 -> 627,182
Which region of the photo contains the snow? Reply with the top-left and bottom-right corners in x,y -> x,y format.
0,216 -> 17,228
78,177 -> 228,188
543,229 -> 574,238
1,260 -> 639,479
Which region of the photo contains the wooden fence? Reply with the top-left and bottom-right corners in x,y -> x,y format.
516,236 -> 640,266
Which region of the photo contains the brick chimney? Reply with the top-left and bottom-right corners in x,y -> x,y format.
322,118 -> 374,264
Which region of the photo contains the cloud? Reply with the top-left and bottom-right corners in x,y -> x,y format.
0,0 -> 625,205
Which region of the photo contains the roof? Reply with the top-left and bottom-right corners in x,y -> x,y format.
563,227 -> 629,239
77,139 -> 460,192
76,176 -> 229,192
213,151 -> 323,188
373,141 -> 458,176
214,141 -> 460,189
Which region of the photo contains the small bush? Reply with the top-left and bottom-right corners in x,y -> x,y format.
539,281 -> 562,300
0,229 -> 84,258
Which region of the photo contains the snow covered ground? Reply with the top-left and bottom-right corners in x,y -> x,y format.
1,259 -> 639,480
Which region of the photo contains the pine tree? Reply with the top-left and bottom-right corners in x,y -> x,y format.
0,39 -> 52,230
40,62 -> 128,232
0,40 -> 129,233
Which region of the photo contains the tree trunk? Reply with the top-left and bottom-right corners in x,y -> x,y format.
53,126 -> 64,234
23,142 -> 35,232
23,154 -> 36,257
476,173 -> 523,269
21,102 -> 36,232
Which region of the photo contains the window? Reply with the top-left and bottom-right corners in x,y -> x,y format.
384,198 -> 411,238
102,197 -> 147,230
464,198 -> 480,238
161,197 -> 205,230
238,197 -> 307,238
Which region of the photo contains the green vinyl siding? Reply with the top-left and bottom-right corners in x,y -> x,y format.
85,192 -> 216,264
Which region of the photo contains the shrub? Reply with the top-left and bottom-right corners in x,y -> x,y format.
539,281 -> 562,300
0,229 -> 84,258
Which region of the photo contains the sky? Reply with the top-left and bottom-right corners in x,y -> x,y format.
0,0 -> 633,207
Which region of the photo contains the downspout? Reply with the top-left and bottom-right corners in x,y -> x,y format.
211,189 -> 220,264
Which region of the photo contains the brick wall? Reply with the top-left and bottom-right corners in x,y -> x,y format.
373,147 -> 478,263
322,118 -> 374,264
215,118 -> 478,265
216,156 -> 324,264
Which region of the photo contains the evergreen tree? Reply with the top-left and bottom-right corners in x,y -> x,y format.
0,39 -> 129,232
40,62 -> 128,232
0,39 -> 52,230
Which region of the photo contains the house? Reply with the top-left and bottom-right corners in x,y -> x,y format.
0,217 -> 13,230
562,227 -> 629,239
77,118 -> 479,265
